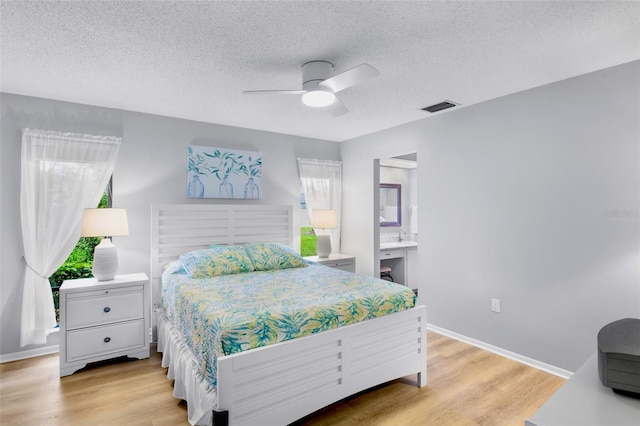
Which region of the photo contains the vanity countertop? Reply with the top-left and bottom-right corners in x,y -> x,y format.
380,241 -> 418,249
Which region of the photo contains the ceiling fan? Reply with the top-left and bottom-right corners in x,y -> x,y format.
243,61 -> 380,117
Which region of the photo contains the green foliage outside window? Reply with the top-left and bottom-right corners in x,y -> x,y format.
49,237 -> 99,287
300,226 -> 317,257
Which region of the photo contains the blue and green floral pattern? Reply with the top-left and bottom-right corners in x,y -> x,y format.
244,242 -> 307,271
179,246 -> 255,278
161,261 -> 416,388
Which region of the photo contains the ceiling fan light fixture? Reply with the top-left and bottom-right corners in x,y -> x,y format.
302,89 -> 336,107
243,60 -> 379,117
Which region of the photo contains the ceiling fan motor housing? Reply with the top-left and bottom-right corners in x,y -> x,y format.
302,61 -> 335,91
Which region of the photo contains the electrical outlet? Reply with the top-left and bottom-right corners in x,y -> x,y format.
491,298 -> 501,313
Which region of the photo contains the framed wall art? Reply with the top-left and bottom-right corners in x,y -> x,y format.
187,145 -> 262,199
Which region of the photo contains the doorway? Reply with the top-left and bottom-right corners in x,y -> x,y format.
374,153 -> 418,290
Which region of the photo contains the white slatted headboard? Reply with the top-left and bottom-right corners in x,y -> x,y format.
150,204 -> 293,339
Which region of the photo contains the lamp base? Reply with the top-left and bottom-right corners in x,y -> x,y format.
316,234 -> 332,258
92,238 -> 119,281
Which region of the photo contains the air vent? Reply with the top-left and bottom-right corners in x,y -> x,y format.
422,101 -> 458,113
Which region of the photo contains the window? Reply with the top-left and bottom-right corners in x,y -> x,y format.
297,158 -> 342,257
19,129 -> 121,346
49,182 -> 112,322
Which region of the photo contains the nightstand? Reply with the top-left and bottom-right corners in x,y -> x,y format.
59,273 -> 150,377
305,253 -> 356,273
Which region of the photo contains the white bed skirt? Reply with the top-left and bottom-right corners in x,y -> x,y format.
157,308 -> 216,426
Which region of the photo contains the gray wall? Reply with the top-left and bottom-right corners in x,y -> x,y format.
341,60 -> 640,372
0,93 -> 340,357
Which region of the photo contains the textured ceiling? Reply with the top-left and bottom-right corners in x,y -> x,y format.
2,1 -> 639,142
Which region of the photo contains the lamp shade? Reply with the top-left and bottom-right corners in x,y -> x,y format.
310,209 -> 337,229
81,208 -> 129,237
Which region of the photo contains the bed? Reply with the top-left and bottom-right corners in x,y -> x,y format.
151,204 -> 427,426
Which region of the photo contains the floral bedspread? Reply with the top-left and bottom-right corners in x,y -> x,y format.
161,261 -> 416,388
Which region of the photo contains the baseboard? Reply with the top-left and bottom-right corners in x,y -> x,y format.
427,323 -> 573,379
0,345 -> 59,364
0,325 -> 573,378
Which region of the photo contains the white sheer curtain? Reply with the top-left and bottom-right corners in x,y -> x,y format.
297,158 -> 342,252
20,129 -> 121,347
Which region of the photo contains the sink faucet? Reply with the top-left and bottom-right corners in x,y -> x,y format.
398,230 -> 407,242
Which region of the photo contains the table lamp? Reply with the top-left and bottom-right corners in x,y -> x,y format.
81,208 -> 129,281
310,209 -> 337,258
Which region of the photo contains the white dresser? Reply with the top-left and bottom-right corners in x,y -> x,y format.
526,353 -> 640,425
59,273 -> 150,377
305,253 -> 356,273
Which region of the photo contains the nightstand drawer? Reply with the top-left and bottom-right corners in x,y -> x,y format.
66,319 -> 145,362
322,260 -> 355,272
65,285 -> 144,329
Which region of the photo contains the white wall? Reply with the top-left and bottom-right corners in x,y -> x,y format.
341,60 -> 640,371
0,94 -> 340,357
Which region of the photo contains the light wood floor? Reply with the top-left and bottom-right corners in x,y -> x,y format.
0,331 -> 565,426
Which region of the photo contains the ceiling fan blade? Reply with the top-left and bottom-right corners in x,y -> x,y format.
326,98 -> 348,117
319,63 -> 380,93
243,90 -> 305,95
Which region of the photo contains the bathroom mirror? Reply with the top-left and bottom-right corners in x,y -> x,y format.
379,183 -> 401,227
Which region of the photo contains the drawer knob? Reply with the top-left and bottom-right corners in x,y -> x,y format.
103,307 -> 111,313
104,337 -> 111,343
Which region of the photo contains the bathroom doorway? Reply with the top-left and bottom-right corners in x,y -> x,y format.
374,153 -> 418,292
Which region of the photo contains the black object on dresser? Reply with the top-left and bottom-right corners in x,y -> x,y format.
597,318 -> 640,399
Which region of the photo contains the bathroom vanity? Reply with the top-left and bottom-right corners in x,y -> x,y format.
380,241 -> 417,291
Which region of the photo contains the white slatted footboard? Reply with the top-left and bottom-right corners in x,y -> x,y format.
217,305 -> 427,426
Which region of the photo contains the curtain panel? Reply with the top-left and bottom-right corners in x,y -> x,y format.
297,158 -> 342,252
20,129 -> 121,347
